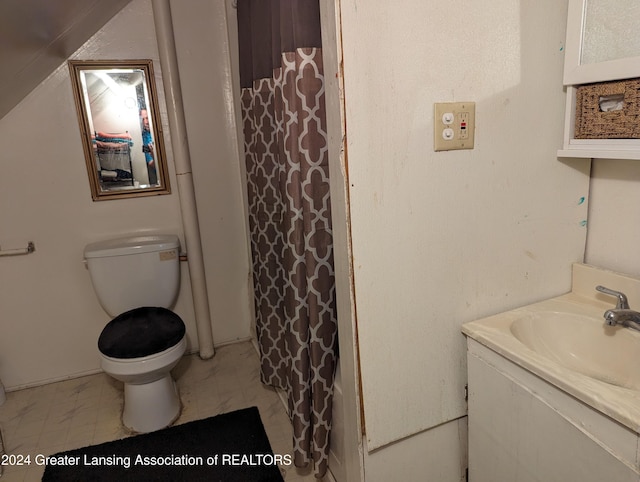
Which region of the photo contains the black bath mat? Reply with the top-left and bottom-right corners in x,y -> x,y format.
42,406 -> 285,481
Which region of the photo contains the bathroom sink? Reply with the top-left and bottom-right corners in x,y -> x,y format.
510,311 -> 640,390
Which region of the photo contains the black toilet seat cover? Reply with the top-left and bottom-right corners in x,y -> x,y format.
98,307 -> 186,359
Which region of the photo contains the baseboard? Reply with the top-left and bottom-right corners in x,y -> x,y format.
6,337 -> 256,392
6,368 -> 104,392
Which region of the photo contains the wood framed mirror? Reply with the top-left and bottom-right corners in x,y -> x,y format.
68,60 -> 171,201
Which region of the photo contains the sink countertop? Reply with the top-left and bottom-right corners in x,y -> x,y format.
462,263 -> 640,434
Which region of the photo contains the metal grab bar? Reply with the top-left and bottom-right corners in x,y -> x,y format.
0,242 -> 35,257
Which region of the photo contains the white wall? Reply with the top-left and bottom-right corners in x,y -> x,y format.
336,0 -> 590,478
363,419 -> 468,482
0,0 -> 252,390
585,158 -> 640,277
168,0 -> 253,345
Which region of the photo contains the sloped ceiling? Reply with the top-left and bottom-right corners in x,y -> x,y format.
0,0 -> 131,120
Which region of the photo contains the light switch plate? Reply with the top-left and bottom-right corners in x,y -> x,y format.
434,102 -> 475,151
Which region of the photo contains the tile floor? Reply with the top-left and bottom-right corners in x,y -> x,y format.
0,341 -> 319,481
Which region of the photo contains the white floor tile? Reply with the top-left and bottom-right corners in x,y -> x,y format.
0,341 -> 324,481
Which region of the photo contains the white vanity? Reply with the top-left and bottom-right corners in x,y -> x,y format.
463,264 -> 640,482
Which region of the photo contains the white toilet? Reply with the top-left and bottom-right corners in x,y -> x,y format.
84,234 -> 186,433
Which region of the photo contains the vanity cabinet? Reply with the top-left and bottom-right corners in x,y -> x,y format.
467,339 -> 639,482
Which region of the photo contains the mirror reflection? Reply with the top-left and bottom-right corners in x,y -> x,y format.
68,60 -> 171,200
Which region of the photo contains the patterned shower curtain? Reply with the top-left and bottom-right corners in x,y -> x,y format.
236,0 -> 337,478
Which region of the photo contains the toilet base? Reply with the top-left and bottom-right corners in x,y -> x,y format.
122,374 -> 181,433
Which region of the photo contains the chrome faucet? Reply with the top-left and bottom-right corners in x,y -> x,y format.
596,285 -> 640,331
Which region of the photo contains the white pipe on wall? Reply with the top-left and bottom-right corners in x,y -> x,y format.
151,0 -> 215,359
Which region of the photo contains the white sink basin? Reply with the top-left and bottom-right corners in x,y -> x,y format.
510,311 -> 640,390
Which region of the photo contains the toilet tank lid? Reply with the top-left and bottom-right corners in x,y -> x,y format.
84,235 -> 180,258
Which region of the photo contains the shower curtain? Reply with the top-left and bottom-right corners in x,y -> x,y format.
236,0 -> 337,478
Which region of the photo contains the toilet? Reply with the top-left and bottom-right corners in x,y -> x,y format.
84,234 -> 186,433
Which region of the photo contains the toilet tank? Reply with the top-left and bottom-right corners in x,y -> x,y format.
84,235 -> 181,317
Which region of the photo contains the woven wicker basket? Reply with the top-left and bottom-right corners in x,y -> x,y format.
574,78 -> 640,139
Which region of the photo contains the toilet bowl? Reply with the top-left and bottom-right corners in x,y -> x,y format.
98,305 -> 186,432
84,235 -> 186,433
102,338 -> 186,432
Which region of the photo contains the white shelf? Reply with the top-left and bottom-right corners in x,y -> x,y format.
558,140 -> 640,160
559,85 -> 640,160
